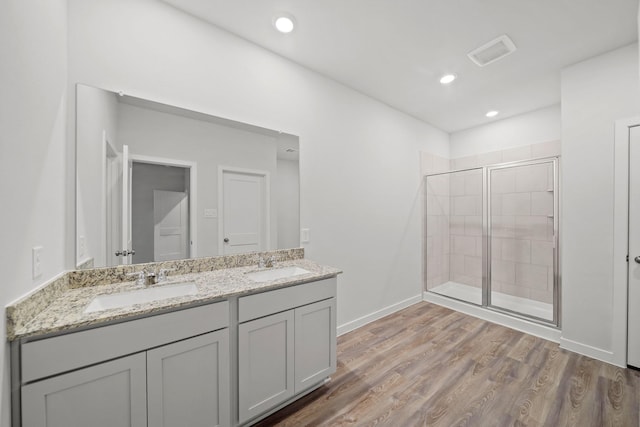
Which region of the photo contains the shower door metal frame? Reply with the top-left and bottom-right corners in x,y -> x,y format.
424,156 -> 560,328
485,157 -> 560,327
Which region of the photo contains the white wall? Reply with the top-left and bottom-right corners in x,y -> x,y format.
0,0 -> 69,424
561,43 -> 640,364
76,85 -> 119,267
67,0 -> 449,329
450,105 -> 561,158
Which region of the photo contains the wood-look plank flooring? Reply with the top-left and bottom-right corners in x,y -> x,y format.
256,302 -> 640,427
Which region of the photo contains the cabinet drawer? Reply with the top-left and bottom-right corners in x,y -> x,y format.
238,277 -> 337,323
22,301 -> 229,383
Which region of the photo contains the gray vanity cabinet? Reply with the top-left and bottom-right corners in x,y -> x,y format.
238,310 -> 295,423
16,302 -> 230,427
237,278 -> 337,425
21,353 -> 148,427
294,298 -> 337,393
147,329 -> 231,427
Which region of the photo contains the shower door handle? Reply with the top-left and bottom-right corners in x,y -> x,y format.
635,256 -> 640,264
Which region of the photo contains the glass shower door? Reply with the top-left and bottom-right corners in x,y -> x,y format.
487,159 -> 558,323
425,168 -> 484,305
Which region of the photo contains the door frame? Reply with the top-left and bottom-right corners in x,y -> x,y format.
130,154 -> 198,259
613,116 -> 640,367
218,166 -> 271,255
102,130 -> 120,267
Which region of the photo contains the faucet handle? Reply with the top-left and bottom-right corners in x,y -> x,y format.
157,268 -> 175,282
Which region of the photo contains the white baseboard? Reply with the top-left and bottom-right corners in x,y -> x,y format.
337,294 -> 422,336
559,337 -> 623,367
423,291 -> 562,343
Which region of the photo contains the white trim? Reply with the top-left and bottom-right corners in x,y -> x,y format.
130,154 -> 198,259
613,116 -> 640,367
218,166 -> 271,255
100,130 -> 107,266
101,133 -> 118,267
336,294 -> 422,336
423,292 -> 562,343
559,337 -> 621,367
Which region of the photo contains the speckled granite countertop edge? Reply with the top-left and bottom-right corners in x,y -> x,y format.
8,258 -> 341,341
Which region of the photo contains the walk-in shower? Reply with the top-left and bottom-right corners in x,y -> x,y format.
425,157 -> 559,325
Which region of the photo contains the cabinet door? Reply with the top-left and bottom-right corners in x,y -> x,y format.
238,310 -> 294,424
294,298 -> 337,393
147,330 -> 230,427
21,353 -> 147,427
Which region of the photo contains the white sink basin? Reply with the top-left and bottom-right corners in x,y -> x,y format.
245,266 -> 311,282
84,282 -> 198,314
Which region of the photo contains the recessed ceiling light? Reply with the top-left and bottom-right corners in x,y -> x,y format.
273,15 -> 295,33
439,74 -> 457,85
486,110 -> 499,118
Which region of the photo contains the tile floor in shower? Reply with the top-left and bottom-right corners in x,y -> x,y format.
429,281 -> 553,321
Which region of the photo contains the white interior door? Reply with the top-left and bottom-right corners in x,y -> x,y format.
121,145 -> 133,265
221,170 -> 267,255
154,190 -> 189,262
628,126 -> 640,368
105,147 -> 122,267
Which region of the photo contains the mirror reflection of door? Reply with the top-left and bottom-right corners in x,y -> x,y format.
221,169 -> 269,255
104,139 -> 122,267
121,145 -> 133,265
154,190 -> 189,262
131,161 -> 191,264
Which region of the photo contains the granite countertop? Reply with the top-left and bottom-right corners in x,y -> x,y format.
10,259 -> 341,341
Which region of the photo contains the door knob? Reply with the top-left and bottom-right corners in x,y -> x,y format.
223,238 -> 229,243
635,256 -> 640,264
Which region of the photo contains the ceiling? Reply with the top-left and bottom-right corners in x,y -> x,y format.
163,0 -> 638,133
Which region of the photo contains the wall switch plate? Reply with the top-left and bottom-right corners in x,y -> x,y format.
32,246 -> 43,279
301,228 -> 310,243
204,208 -> 217,218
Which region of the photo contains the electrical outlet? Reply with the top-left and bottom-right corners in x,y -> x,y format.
301,228 -> 310,243
79,236 -> 86,257
32,246 -> 43,279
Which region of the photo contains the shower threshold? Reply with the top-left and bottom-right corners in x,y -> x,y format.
430,281 -> 553,321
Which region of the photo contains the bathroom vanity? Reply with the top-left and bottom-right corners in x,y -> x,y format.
8,254 -> 340,427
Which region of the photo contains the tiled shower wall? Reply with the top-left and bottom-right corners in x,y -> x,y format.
490,162 -> 555,303
425,172 -> 450,290
449,169 -> 483,288
422,140 -> 560,303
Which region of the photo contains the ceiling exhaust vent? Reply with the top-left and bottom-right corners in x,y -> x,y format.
467,34 -> 516,67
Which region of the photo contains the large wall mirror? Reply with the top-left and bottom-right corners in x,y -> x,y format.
76,84 -> 300,269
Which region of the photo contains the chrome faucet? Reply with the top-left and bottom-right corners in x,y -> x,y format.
157,268 -> 174,283
126,270 -> 158,287
258,255 -> 277,268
